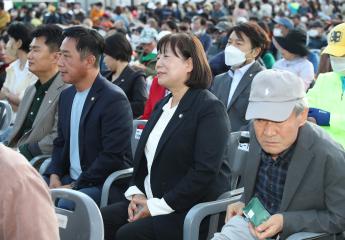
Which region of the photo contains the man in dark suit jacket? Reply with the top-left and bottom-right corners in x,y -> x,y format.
44,26 -> 133,209
211,22 -> 269,131
212,69 -> 345,240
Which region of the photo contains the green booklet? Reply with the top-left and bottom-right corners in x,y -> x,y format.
243,197 -> 271,227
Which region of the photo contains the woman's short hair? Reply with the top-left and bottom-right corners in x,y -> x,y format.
104,32 -> 132,62
157,33 -> 212,89
7,22 -> 34,53
229,22 -> 270,59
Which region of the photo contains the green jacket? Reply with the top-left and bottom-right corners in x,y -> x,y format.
307,72 -> 345,147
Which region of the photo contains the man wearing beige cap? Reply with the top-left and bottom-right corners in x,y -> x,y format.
212,69 -> 345,240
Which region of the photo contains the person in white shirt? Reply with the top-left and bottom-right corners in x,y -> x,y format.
273,29 -> 314,90
101,32 -> 231,240
0,22 -> 37,113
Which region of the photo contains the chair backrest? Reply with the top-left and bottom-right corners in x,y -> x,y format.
51,189 -> 104,240
0,100 -> 12,135
131,119 -> 148,156
228,131 -> 250,190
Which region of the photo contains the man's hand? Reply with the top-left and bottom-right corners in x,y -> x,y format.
127,194 -> 150,222
225,201 -> 245,223
249,214 -> 283,240
49,174 -> 62,189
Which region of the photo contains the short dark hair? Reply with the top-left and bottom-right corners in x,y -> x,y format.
157,33 -> 212,89
31,24 -> 63,52
194,16 -> 207,26
7,22 -> 34,53
228,22 -> 270,59
62,26 -> 105,67
162,20 -> 179,32
104,32 -> 132,62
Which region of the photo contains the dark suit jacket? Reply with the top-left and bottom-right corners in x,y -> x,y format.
211,61 -> 263,131
45,74 -> 133,189
198,32 -> 212,52
130,88 -> 231,239
242,122 -> 345,239
102,66 -> 148,118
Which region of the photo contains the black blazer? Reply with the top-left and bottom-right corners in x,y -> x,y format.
103,66 -> 148,118
45,74 -> 133,189
131,88 -> 231,213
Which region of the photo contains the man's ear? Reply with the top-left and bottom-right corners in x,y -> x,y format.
298,108 -> 309,127
251,47 -> 261,59
52,52 -> 61,63
85,54 -> 97,68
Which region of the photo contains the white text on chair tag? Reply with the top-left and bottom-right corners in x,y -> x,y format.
135,129 -> 143,140
238,143 -> 249,152
56,213 -> 68,229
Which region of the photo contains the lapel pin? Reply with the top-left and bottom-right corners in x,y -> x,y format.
121,79 -> 125,82
91,97 -> 95,101
179,113 -> 183,119
48,100 -> 52,103
249,74 -> 253,77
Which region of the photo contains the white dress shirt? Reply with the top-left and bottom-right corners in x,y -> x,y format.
227,61 -> 255,107
273,57 -> 314,90
125,97 -> 178,216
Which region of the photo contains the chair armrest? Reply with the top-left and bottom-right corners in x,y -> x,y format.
30,154 -> 51,171
39,158 -> 52,174
183,194 -> 242,240
100,168 -> 133,208
207,187 -> 244,238
286,232 -> 332,240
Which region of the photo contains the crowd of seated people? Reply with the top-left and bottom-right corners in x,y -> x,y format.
0,0 -> 345,239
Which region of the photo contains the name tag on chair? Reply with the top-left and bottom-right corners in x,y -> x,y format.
135,129 -> 143,140
238,143 -> 249,152
56,213 -> 68,229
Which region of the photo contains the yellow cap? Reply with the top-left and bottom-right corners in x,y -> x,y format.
323,23 -> 345,57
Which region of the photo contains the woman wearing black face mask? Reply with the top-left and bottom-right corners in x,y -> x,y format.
211,22 -> 270,132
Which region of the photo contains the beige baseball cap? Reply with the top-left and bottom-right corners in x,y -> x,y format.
245,69 -> 306,122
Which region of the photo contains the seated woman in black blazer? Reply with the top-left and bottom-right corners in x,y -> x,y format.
103,32 -> 148,118
101,33 -> 231,240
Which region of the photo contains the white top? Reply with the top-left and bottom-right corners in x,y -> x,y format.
69,88 -> 91,180
3,59 -> 38,100
125,97 -> 178,216
273,57 -> 314,90
227,61 -> 255,107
